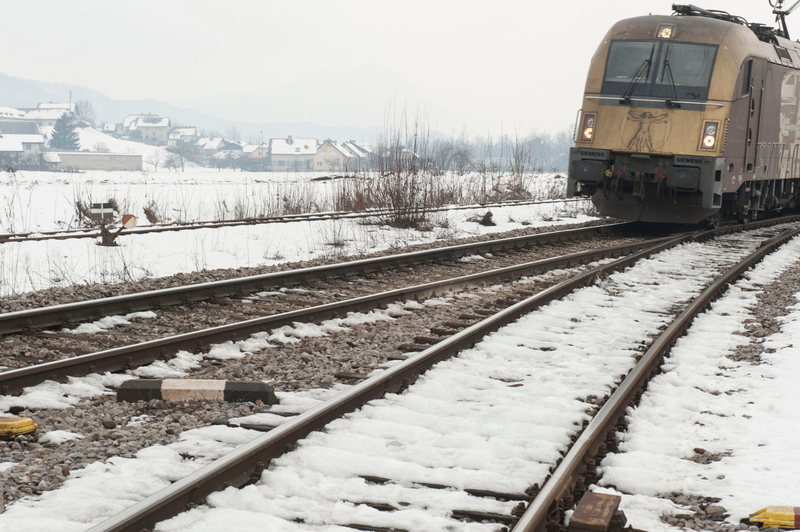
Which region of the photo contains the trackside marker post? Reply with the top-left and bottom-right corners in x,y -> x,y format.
117,379 -> 278,404
91,203 -> 137,246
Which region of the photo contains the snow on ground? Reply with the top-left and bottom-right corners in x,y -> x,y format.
593,234 -> 800,531
0,230 -> 779,531
0,167 -> 590,296
0,386 -> 348,532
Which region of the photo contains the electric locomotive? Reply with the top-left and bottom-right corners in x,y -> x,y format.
567,3 -> 800,224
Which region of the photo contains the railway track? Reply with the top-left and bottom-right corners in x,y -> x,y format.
0,197 -> 585,244
0,229 -> 659,394
0,222 -> 636,336
1,218 -> 797,531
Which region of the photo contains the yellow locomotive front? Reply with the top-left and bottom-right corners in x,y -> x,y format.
567,12 -> 764,224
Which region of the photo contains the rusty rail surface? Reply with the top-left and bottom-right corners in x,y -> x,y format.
0,197 -> 585,243
509,224 -> 800,532
83,226 -> 723,532
0,222 -> 635,335
0,234 -> 672,395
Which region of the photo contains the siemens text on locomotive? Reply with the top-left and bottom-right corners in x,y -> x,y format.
567,2 -> 800,224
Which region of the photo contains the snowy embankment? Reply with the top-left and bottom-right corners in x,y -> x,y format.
0,164 -> 588,297
0,229 -> 776,530
593,234 -> 800,531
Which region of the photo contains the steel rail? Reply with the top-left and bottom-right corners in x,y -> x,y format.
0,234 -> 674,395
84,227 -> 719,532
510,224 -> 800,532
0,197 -> 585,243
0,222 -> 635,335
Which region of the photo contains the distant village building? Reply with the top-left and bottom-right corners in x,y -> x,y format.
314,140 -> 354,171
196,137 -> 242,153
128,116 -> 171,145
0,107 -> 26,121
0,120 -> 46,165
168,126 -> 197,145
314,140 -> 371,172
122,114 -> 159,131
270,136 -> 317,171
24,108 -> 71,129
36,102 -> 76,112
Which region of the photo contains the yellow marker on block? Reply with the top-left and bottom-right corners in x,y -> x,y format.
750,506 -> 800,529
0,416 -> 38,440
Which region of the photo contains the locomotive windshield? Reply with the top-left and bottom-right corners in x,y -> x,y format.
602,40 -> 718,101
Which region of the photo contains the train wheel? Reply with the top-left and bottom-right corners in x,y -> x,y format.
703,213 -> 721,229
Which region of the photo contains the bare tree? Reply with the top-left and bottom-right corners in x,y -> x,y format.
453,130 -> 472,175
166,144 -> 197,171
145,151 -> 163,171
225,126 -> 241,143
92,142 -> 110,153
74,100 -> 96,125
509,125 -> 532,178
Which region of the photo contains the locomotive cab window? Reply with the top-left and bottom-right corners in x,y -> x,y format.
601,40 -> 718,101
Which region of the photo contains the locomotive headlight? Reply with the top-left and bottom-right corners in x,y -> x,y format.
700,121 -> 719,150
580,113 -> 596,142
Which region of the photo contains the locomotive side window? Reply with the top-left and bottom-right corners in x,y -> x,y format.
741,59 -> 752,97
604,41 -> 656,85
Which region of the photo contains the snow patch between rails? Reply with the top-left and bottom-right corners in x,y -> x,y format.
593,234 -> 800,532
0,373 -> 134,413
60,311 -> 157,334
39,430 -> 85,445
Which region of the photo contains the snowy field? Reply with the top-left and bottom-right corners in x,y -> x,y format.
0,164 -> 593,297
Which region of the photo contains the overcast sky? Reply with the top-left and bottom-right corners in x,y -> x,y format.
0,0 -> 787,136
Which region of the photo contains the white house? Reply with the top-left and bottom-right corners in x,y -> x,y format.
0,120 -> 46,165
270,136 -> 318,171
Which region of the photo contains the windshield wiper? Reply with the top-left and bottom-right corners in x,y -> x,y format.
662,58 -> 682,108
620,59 -> 651,105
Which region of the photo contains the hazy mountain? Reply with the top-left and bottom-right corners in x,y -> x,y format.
180,64 -> 465,133
0,71 -> 379,142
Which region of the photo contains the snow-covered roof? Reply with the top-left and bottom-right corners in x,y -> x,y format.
135,117 -> 170,128
270,137 -> 317,155
103,124 -> 116,132
26,109 -> 69,121
3,134 -> 45,144
38,102 -> 75,112
342,141 -> 371,157
0,107 -> 26,119
123,114 -> 159,128
201,138 -> 224,150
319,141 -> 354,158
0,137 -> 23,152
171,127 -> 196,136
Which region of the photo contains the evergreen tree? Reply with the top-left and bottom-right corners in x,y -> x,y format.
49,113 -> 80,151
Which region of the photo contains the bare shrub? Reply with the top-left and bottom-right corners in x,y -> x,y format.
143,200 -> 161,224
